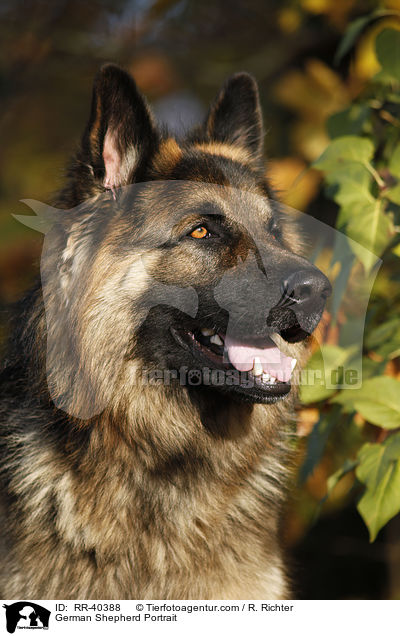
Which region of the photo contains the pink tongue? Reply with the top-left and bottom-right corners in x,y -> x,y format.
224,335 -> 295,383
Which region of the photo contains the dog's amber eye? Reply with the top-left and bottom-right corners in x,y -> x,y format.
190,226 -> 209,239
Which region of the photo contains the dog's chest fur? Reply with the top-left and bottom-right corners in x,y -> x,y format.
0,386 -> 292,599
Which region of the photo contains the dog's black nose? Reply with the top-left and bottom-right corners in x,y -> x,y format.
282,269 -> 331,306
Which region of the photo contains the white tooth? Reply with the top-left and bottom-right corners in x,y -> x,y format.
262,373 -> 270,383
269,376 -> 276,384
210,334 -> 223,346
252,357 -> 263,377
201,328 -> 215,337
291,359 -> 297,371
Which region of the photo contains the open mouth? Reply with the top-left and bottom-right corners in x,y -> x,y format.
171,325 -> 297,403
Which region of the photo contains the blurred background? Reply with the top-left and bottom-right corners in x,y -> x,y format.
1,0 -> 400,599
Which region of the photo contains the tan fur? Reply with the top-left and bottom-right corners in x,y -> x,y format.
2,382 -> 294,599
152,138 -> 183,174
89,95 -> 102,156
195,142 -> 251,164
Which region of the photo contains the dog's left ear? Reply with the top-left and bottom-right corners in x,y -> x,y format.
204,73 -> 264,163
81,64 -> 159,188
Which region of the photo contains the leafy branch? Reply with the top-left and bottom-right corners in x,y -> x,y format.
301,23 -> 400,542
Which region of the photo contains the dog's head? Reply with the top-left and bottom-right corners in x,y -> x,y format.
38,64 -> 330,418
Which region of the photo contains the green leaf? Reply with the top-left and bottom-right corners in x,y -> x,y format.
356,433 -> 400,541
386,92 -> 400,104
300,345 -> 354,404
373,69 -> 400,85
326,458 -> 359,497
327,105 -> 371,139
376,337 -> 400,360
313,136 -> 374,172
334,14 -> 377,64
376,28 -> 400,81
332,376 -> 400,429
389,145 -> 400,178
365,318 -> 400,349
385,184 -> 400,204
325,163 -> 373,209
362,355 -> 387,380
393,242 -> 400,257
335,205 -> 356,229
345,199 -> 393,273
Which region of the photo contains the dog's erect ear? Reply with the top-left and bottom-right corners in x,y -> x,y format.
82,64 -> 158,188
204,73 -> 264,162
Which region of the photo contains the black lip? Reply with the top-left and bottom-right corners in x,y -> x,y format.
219,380 -> 291,404
170,326 -> 291,404
280,323 -> 310,343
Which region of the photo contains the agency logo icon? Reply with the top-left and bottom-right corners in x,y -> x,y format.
3,602 -> 50,633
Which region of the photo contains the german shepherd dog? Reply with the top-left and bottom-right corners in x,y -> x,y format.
0,65 -> 330,599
